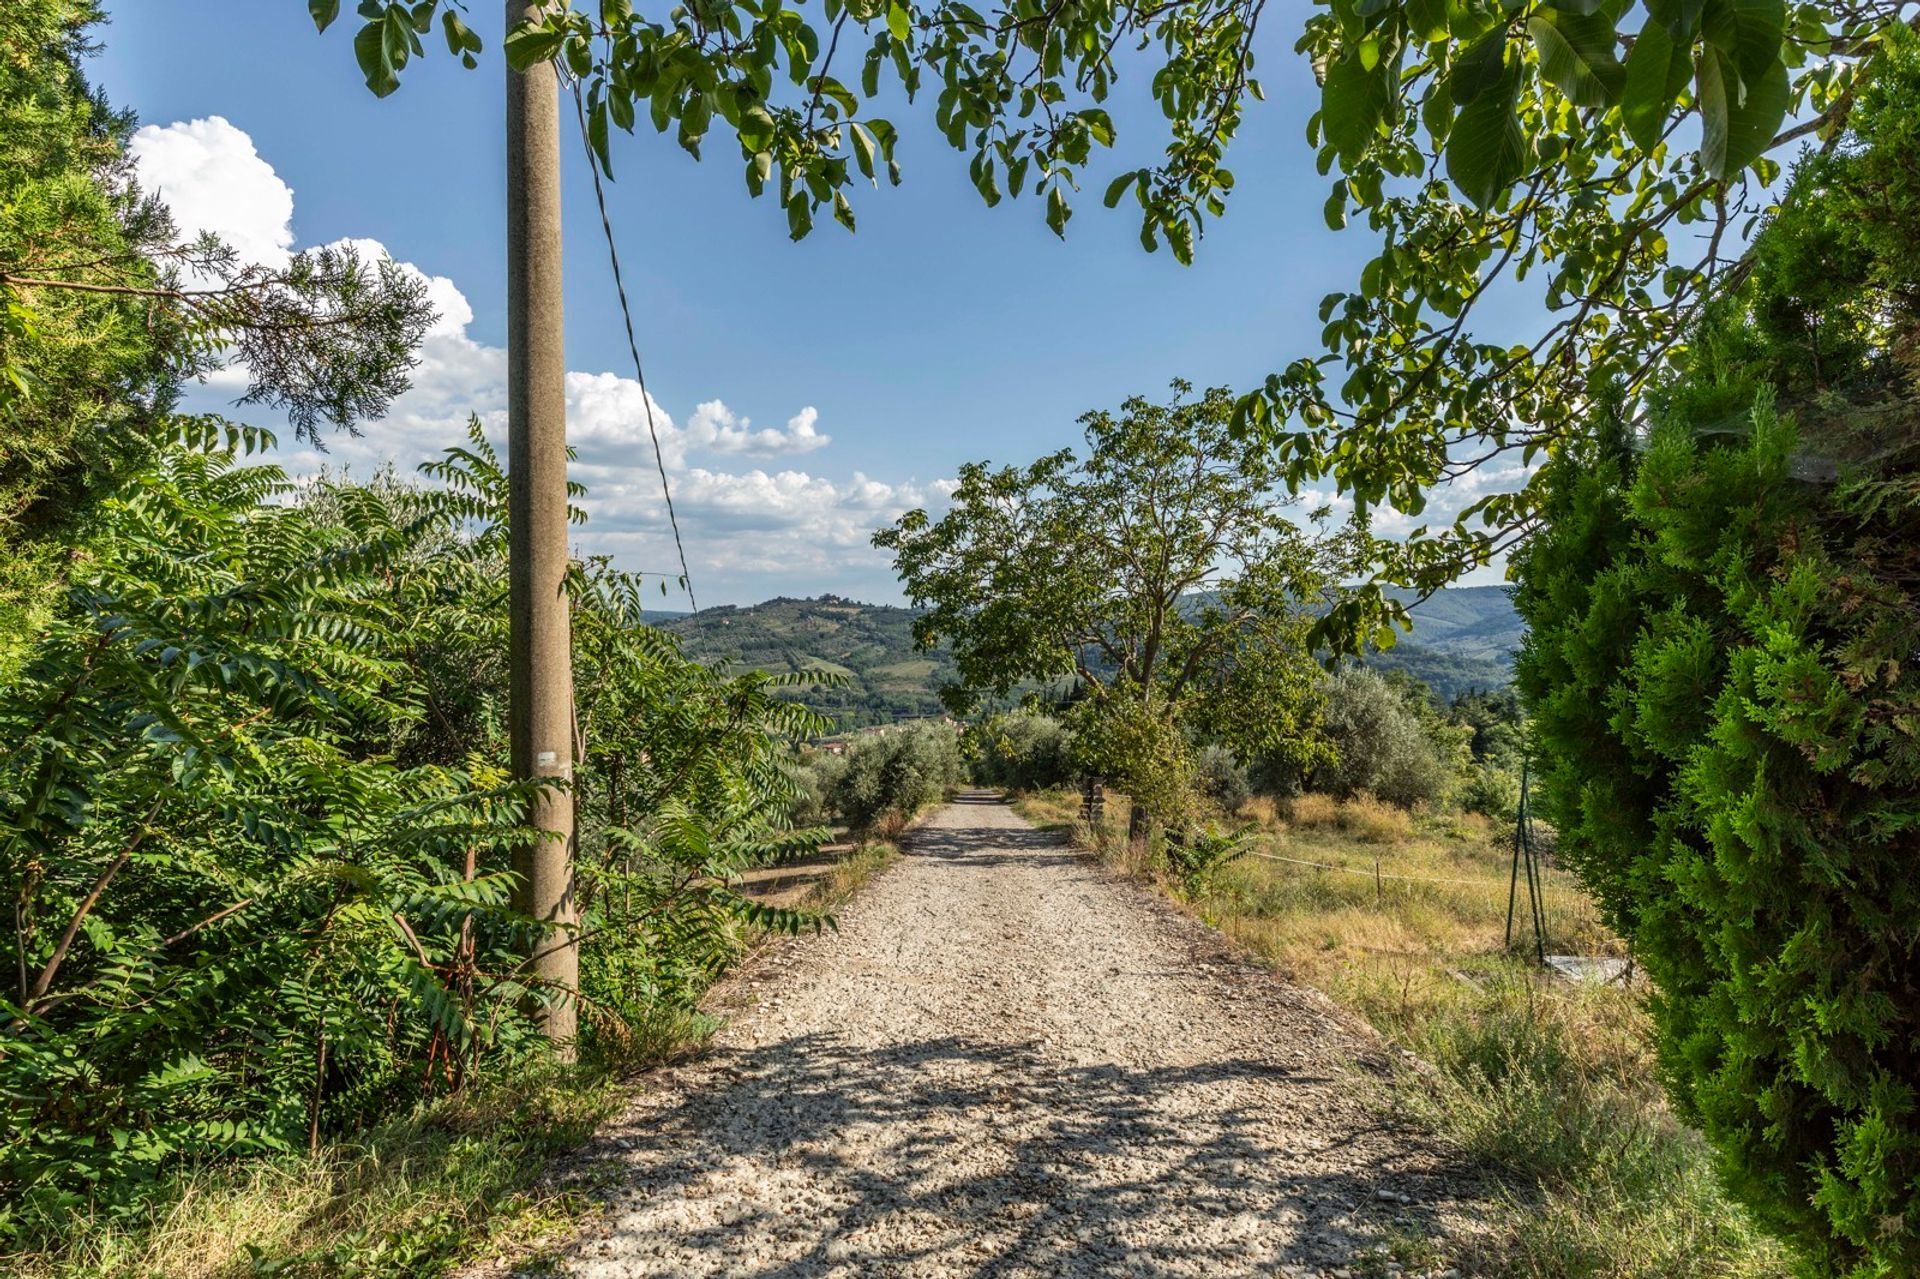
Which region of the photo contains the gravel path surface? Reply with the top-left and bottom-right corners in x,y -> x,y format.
540,793 -> 1483,1278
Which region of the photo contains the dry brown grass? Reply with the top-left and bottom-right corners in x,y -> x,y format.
802,839 -> 901,909
1178,813 -> 1785,1277
1278,792 -> 1414,843
1338,793 -> 1414,843
1007,787 -> 1082,832
1238,794 -> 1287,832
1285,792 -> 1341,828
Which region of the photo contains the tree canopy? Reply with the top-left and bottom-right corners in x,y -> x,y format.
310,0 -> 1257,251
306,0 -> 1920,656
1,1 -> 437,677
1253,0 -> 1917,646
876,383 -> 1333,821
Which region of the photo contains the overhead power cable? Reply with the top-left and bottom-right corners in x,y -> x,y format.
568,80 -> 699,614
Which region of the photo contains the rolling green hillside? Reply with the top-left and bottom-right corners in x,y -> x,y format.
657,595 -> 960,729
657,586 -> 1524,728
1372,585 -> 1523,700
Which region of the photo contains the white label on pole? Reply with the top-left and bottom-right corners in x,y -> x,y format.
537,751 -> 557,765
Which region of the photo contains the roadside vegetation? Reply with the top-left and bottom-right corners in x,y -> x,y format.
787,718 -> 968,836
9,825 -> 902,1279
1,9 -> 855,1271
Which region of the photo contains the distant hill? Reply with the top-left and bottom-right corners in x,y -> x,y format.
657,595 -> 959,729
1371,585 -> 1524,701
659,585 -> 1525,728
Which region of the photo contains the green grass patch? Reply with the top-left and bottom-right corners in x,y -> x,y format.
869,659 -> 939,682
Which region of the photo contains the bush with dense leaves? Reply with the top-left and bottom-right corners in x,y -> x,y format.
1195,744 -> 1252,815
1294,667 -> 1462,809
1514,37 -> 1920,1275
1455,763 -> 1520,824
827,721 -> 966,829
967,711 -> 1076,793
785,749 -> 846,827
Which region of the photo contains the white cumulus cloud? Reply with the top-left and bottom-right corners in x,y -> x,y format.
683,401 -> 831,457
127,117 -> 938,604
129,116 -> 294,268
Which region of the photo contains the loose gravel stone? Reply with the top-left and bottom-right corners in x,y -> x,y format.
515,793 -> 1486,1278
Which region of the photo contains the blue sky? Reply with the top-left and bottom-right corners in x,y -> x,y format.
92,2 -> 1439,606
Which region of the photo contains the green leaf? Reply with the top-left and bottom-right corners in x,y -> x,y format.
1324,186 -> 1349,230
1696,48 -> 1788,178
1528,8 -> 1625,108
1103,170 -> 1140,208
1421,83 -> 1455,140
441,9 -> 479,56
1321,55 -> 1385,165
887,0 -> 911,41
1447,28 -> 1509,106
382,7 -> 413,71
503,24 -> 565,71
1444,65 -> 1527,207
738,103 -> 776,151
1046,186 -> 1071,239
589,97 -> 614,175
1621,18 -> 1688,152
309,0 -> 341,33
683,92 -> 713,142
354,21 -> 400,97
849,122 -> 878,181
1701,0 -> 1786,82
1081,108 -> 1115,147
787,196 -> 813,240
1646,0 -> 1709,39
609,85 -> 636,131
564,32 -> 592,78
1406,0 -> 1450,42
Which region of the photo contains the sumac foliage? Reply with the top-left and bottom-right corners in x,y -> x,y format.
0,423 -> 829,1238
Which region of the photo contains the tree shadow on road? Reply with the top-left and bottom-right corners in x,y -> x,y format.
553,1028 -> 1480,1277
901,793 -> 1086,872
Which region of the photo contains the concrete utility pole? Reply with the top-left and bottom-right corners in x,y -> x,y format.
505,0 -> 577,1051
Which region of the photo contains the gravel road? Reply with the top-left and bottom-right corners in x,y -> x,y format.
540,793 -> 1483,1278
